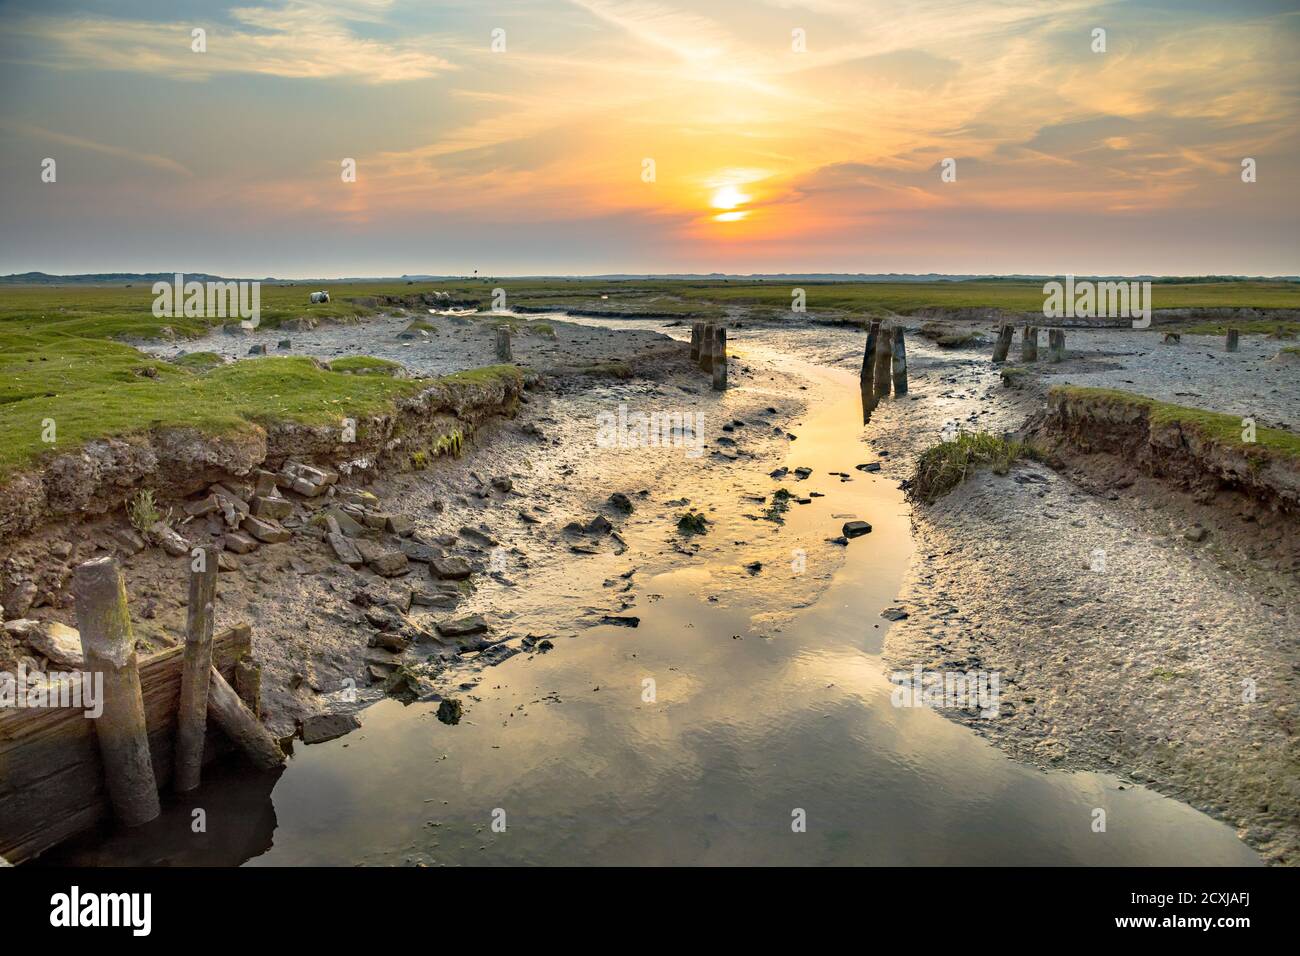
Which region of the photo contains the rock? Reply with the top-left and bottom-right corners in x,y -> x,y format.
744,561 -> 762,575
793,466 -> 812,479
364,605 -> 405,631
436,614 -> 488,638
386,515 -> 415,537
585,514 -> 613,535
436,698 -> 463,725
398,539 -> 441,563
519,510 -> 541,525
368,628 -> 411,652
490,476 -> 514,492
217,551 -> 240,572
51,541 -> 74,559
842,520 -> 873,538
301,712 -> 361,745
248,344 -> 266,356
223,531 -> 259,554
8,620 -> 83,667
277,339 -> 292,350
242,514 -> 291,544
108,527 -> 146,555
880,607 -> 909,621
459,525 -> 498,547
183,494 -> 219,517
1184,525 -> 1209,543
355,541 -> 410,577
855,462 -> 882,472
410,584 -> 461,608
3,581 -> 38,618
430,556 -> 473,580
599,615 -> 640,627
608,492 -> 634,513
319,506 -> 366,537
250,495 -> 293,520
150,522 -> 191,557
327,532 -> 364,566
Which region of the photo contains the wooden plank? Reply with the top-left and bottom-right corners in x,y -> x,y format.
0,624 -> 251,863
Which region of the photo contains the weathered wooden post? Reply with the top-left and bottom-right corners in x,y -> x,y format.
72,556 -> 161,827
175,546 -> 217,792
208,668 -> 285,770
1021,325 -> 1038,362
992,323 -> 1014,363
1226,328 -> 1239,352
495,326 -> 512,361
700,323 -> 714,372
690,323 -> 701,362
891,324 -> 908,395
873,322 -> 894,398
1048,329 -> 1065,362
712,326 -> 727,391
862,320 -> 880,390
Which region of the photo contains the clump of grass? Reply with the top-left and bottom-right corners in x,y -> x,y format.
912,431 -> 1032,504
1000,366 -> 1029,389
676,511 -> 709,535
918,321 -> 983,348
127,489 -> 163,535
432,429 -> 463,458
171,351 -> 225,370
327,355 -> 404,376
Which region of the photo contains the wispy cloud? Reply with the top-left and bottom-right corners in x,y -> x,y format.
9,0 -> 455,83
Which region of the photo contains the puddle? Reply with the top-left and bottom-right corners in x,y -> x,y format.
43,340 -> 1260,866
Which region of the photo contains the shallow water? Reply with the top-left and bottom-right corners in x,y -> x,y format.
47,337 -> 1260,866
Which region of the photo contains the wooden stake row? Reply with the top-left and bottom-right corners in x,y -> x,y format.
70,549 -> 284,829
860,319 -> 908,401
691,322 -> 728,391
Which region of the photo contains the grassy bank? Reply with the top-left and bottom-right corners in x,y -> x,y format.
1049,386 -> 1300,466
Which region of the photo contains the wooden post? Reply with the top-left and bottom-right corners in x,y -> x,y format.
701,323 -> 714,372
891,324 -> 908,395
712,326 -> 727,391
689,323 -> 701,361
862,320 -> 880,389
992,323 -> 1014,363
495,326 -> 512,361
1021,325 -> 1038,362
873,322 -> 894,398
1048,329 -> 1065,362
1226,328 -> 1239,352
174,546 -> 217,792
72,557 -> 160,827
207,667 -> 284,770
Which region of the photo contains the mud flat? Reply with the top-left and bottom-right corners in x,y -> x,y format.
770,320 -> 1298,865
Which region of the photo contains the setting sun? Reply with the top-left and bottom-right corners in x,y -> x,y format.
710,185 -> 751,210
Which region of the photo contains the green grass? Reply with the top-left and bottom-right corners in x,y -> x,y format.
1051,386 -> 1300,466
912,431 -> 1034,503
170,351 -> 225,370
0,352 -> 440,479
1179,320 -> 1300,337
328,355 -> 404,375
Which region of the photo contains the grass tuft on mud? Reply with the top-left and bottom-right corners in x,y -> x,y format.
911,431 -> 1034,504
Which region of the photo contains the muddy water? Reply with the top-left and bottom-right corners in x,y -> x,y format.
48,337 -> 1259,866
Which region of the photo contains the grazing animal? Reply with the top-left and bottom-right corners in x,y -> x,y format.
310,291 -> 330,304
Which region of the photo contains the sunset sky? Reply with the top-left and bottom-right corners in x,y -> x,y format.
1,0 -> 1296,277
